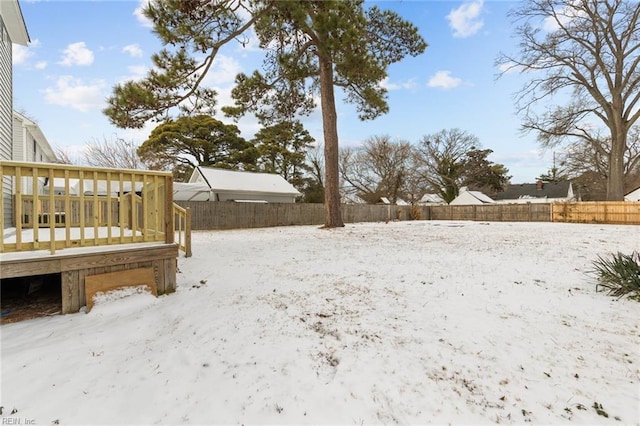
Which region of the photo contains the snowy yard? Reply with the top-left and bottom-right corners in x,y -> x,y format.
1,221 -> 639,425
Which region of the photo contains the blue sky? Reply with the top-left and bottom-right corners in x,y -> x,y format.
12,0 -> 556,183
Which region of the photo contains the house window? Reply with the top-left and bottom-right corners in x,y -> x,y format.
33,138 -> 37,161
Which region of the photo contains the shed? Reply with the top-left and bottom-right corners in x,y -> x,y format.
173,182 -> 213,201
188,166 -> 300,203
449,187 -> 495,205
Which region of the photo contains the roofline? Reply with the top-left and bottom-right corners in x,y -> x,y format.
1,0 -> 30,46
193,166 -> 212,188
213,189 -> 301,196
194,165 -> 301,195
625,186 -> 640,195
13,111 -> 56,161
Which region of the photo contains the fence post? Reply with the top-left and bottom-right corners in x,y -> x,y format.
185,207 -> 192,257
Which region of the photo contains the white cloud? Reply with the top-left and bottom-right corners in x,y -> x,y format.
123,44 -> 143,57
497,61 -> 531,74
427,71 -> 463,89
380,77 -> 417,91
43,76 -> 106,112
446,0 -> 485,38
542,1 -> 585,32
35,61 -> 48,70
201,54 -> 243,86
12,44 -> 33,65
134,0 -> 154,28
59,42 -> 94,67
127,65 -> 148,79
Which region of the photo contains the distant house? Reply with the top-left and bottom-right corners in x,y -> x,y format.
1,0 -> 30,227
184,166 -> 301,203
45,179 -> 144,197
495,180 -> 575,204
12,111 -> 56,163
624,186 -> 640,202
418,193 -> 445,205
449,187 -> 495,205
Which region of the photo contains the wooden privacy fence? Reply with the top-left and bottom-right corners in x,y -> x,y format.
177,201 -> 553,230
428,203 -> 552,222
175,201 -> 426,230
0,161 -> 177,255
552,201 -> 640,225
176,200 -> 639,231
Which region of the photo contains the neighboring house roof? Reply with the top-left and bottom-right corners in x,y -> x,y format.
419,193 -> 445,204
13,111 -> 56,161
450,187 -> 495,205
1,0 -> 30,45
190,166 -> 301,197
173,182 -> 212,201
624,187 -> 640,202
495,181 -> 573,201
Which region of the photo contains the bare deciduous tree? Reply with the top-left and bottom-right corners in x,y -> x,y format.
82,136 -> 144,170
497,0 -> 640,200
339,135 -> 413,204
53,147 -> 75,165
559,126 -> 640,199
415,129 -> 478,203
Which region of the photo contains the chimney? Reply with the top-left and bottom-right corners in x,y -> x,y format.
536,180 -> 543,190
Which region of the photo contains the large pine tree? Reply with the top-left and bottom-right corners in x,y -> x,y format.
104,0 -> 426,227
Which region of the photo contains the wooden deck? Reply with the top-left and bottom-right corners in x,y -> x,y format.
1,161 -> 188,317
1,242 -> 177,313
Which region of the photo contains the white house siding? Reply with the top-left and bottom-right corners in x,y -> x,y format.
12,113 -> 24,159
1,17 -> 13,227
0,18 -> 11,160
13,112 -> 56,164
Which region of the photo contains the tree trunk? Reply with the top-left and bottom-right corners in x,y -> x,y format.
318,55 -> 344,228
607,130 -> 626,201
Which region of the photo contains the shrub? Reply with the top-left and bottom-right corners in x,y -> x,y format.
409,205 -> 423,220
591,251 -> 640,301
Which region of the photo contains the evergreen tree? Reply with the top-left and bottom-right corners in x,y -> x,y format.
252,121 -> 315,189
137,115 -> 257,173
104,0 -> 427,227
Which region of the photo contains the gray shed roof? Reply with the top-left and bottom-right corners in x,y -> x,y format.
495,181 -> 572,201
190,166 -> 301,196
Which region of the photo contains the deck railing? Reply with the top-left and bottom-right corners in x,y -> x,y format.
173,204 -> 192,257
0,161 -> 179,255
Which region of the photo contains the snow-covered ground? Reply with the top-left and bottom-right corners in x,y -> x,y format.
1,221 -> 639,425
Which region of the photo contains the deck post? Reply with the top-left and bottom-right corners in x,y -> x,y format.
164,176 -> 174,244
